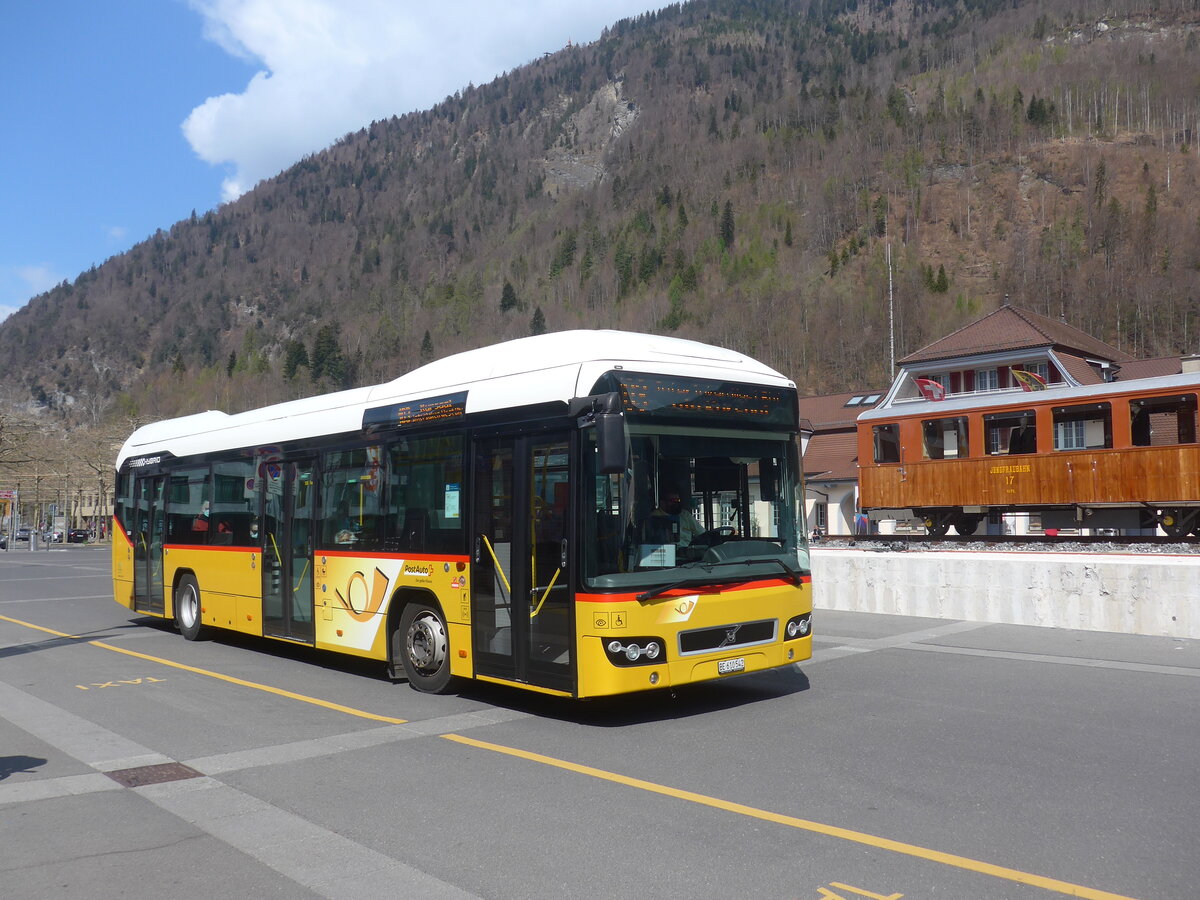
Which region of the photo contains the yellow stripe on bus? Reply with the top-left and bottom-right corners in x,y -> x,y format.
441,734 -> 1137,900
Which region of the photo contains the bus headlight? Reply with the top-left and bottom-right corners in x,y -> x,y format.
604,637 -> 665,667
784,613 -> 811,640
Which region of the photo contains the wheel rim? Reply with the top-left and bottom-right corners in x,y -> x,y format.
179,585 -> 199,629
407,611 -> 447,675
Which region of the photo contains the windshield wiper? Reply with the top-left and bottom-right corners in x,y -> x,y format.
634,557 -> 802,603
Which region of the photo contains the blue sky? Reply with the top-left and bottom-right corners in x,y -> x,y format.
0,0 -> 664,323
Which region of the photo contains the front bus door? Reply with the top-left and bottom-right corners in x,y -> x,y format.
132,475 -> 166,614
471,431 -> 573,693
262,460 -> 315,642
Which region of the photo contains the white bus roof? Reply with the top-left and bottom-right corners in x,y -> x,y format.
117,330 -> 794,468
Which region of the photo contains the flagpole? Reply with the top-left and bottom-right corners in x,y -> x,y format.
887,242 -> 894,373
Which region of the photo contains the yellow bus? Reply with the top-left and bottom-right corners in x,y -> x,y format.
112,331 -> 812,698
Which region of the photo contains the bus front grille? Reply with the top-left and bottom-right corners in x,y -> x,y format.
678,619 -> 776,656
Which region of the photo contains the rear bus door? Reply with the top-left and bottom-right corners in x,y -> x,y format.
132,475 -> 166,615
262,460 -> 316,642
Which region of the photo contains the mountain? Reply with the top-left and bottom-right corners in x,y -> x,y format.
3,0 -> 1199,432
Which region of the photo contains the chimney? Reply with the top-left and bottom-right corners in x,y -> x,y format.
1183,354 -> 1200,374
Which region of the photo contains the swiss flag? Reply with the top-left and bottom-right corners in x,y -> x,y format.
914,377 -> 946,401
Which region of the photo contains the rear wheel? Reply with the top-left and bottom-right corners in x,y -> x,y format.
174,574 -> 205,641
395,602 -> 453,693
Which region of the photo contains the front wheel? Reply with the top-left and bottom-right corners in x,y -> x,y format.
395,602 -> 453,694
174,574 -> 205,641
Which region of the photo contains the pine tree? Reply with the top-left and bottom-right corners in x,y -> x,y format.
421,330 -> 434,362
283,340 -> 310,381
720,200 -> 735,250
500,280 -> 519,311
530,307 -> 546,335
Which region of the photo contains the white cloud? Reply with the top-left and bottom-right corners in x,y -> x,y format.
17,264 -> 61,296
0,264 -> 61,321
183,0 -> 661,201
107,225 -> 128,242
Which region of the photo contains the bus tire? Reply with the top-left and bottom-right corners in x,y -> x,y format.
174,574 -> 205,641
396,602 -> 453,694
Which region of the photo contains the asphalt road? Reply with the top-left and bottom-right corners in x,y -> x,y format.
2,544 -> 1197,900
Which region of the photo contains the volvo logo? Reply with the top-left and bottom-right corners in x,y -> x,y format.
718,624 -> 742,648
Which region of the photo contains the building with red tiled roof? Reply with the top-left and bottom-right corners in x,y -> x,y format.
798,389 -> 884,536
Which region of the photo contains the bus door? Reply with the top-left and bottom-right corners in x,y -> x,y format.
471,431 -> 573,692
262,460 -> 315,642
132,475 -> 166,614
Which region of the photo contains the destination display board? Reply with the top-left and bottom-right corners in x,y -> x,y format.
595,373 -> 795,428
363,391 -> 468,431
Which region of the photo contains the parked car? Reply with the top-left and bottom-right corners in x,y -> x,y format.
43,529 -> 64,543
67,528 -> 90,543
1,533 -> 7,550
16,526 -> 31,542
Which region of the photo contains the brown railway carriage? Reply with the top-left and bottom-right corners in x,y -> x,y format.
857,372 -> 1200,537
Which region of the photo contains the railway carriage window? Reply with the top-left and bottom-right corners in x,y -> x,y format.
386,435 -> 465,554
872,424 -> 901,463
922,416 -> 969,459
167,467 -> 211,545
1130,395 -> 1198,446
320,446 -> 384,551
985,410 -> 1037,455
1053,403 -> 1112,451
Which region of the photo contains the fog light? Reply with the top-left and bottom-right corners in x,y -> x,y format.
784,613 -> 812,641
649,672 -> 659,685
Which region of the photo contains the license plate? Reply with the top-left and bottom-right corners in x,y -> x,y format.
717,657 -> 745,675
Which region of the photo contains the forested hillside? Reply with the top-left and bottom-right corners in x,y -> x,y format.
2,0 -> 1199,437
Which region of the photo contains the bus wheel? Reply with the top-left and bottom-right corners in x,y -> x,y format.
174,574 -> 205,641
396,602 -> 452,694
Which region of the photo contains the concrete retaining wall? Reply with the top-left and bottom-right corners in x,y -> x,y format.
811,548 -> 1199,639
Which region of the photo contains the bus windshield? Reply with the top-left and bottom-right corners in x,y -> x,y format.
582,426 -> 809,591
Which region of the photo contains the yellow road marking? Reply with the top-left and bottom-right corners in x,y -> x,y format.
0,613 -> 406,725
442,734 -> 1138,900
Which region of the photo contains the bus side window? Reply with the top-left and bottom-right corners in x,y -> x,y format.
872,424 -> 900,463
387,435 -> 465,554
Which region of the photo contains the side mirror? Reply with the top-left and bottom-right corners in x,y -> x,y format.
596,411 -> 628,474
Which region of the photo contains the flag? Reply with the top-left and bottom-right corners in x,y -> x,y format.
1011,369 -> 1047,391
914,377 -> 946,401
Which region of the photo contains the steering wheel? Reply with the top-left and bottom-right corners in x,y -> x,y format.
692,526 -> 736,546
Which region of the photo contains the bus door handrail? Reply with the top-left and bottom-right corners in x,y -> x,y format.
529,568 -> 561,619
479,534 -> 512,595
